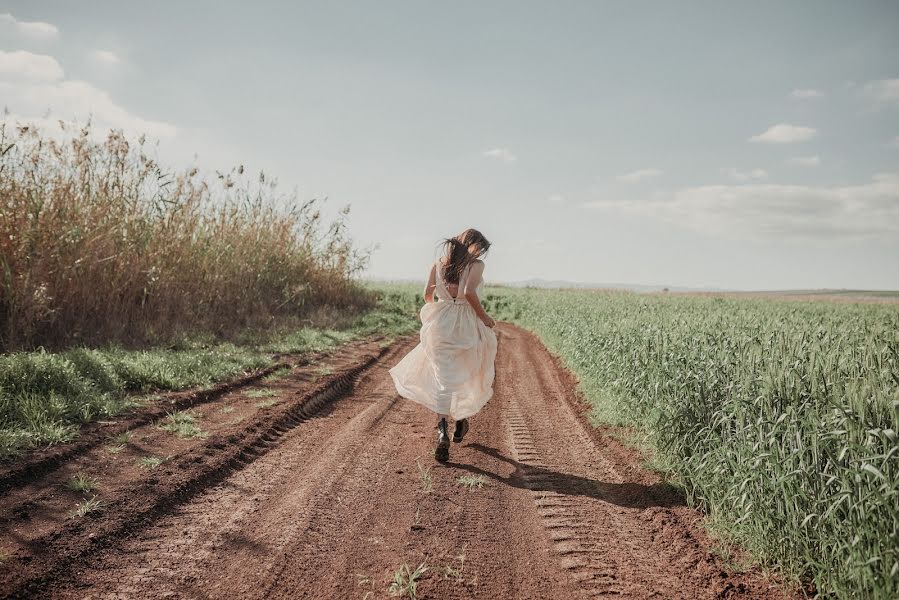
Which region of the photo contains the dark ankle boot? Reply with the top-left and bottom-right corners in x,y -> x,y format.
435,418 -> 450,462
452,418 -> 469,443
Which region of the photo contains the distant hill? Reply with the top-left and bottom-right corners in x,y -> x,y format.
502,278 -> 725,293
365,277 -> 898,301
365,276 -> 724,293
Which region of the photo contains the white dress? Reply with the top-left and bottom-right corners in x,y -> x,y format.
389,260 -> 498,420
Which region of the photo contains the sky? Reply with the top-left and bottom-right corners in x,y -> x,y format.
2,1 -> 898,290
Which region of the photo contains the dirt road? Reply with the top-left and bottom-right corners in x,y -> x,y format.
1,324 -> 792,599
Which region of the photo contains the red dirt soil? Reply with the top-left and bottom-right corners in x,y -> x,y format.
0,325 -> 796,599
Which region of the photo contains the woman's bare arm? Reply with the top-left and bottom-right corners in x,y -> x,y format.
463,261 -> 495,328
423,263 -> 437,303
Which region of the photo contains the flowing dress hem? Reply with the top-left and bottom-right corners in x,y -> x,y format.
389,368 -> 493,420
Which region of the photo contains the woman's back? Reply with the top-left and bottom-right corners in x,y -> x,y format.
434,259 -> 480,302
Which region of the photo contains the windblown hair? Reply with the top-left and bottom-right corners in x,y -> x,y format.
441,228 -> 491,285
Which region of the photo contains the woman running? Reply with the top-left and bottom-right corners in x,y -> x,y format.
389,228 -> 498,462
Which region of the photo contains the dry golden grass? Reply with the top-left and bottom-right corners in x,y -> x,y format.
0,120 -> 372,351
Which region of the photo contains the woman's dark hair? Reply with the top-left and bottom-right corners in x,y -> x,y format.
441,228 -> 491,285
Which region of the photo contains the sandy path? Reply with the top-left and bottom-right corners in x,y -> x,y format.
2,325 -> 793,599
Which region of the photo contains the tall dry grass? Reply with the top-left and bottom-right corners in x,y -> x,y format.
0,120 -> 372,351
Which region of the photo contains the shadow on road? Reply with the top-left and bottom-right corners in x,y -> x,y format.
449,443 -> 686,509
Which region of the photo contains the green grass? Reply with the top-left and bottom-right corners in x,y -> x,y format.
137,455 -> 168,469
109,431 -> 132,446
456,474 -> 487,491
66,473 -> 98,494
245,388 -> 277,399
262,366 -> 293,382
0,290 -> 421,460
158,410 -> 206,439
313,366 -> 335,377
388,562 -> 427,599
0,345 -> 264,458
471,285 -> 899,599
106,430 -> 131,454
68,496 -> 103,519
255,398 -> 280,409
106,431 -> 131,454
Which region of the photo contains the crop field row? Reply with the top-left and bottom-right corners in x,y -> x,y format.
469,287 -> 898,598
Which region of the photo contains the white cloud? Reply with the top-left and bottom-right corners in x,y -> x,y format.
787,155 -> 821,167
0,50 -> 64,81
749,123 -> 817,144
890,136 -> 899,149
93,50 -> 122,65
721,167 -> 768,181
0,13 -> 58,37
862,79 -> 899,106
482,147 -> 516,163
0,50 -> 176,140
583,174 -> 899,240
616,168 -> 662,183
547,194 -> 565,204
791,88 -> 821,99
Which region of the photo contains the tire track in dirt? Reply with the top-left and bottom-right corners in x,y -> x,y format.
496,325 -> 790,599
0,354 -> 323,497
6,325 -> 796,599
1,342 -> 390,598
54,336 -> 579,599
68,341 -> 416,599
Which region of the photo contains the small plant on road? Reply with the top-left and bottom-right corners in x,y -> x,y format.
456,474 -> 487,491
388,562 -> 427,599
68,496 -> 103,519
220,405 -> 235,414
443,546 -> 466,582
158,410 -> 206,438
110,431 -> 132,446
356,573 -> 375,599
416,460 -> 433,493
255,398 -> 280,409
106,430 -> 132,453
137,455 -> 168,469
246,388 -> 278,398
66,473 -> 98,494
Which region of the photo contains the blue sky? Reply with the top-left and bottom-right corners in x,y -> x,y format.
2,1 -> 898,289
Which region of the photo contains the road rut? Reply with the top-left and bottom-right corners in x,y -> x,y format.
3,325 -> 793,599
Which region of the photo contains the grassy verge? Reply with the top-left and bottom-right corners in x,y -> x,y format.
475,286 -> 898,599
0,287 -> 421,460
